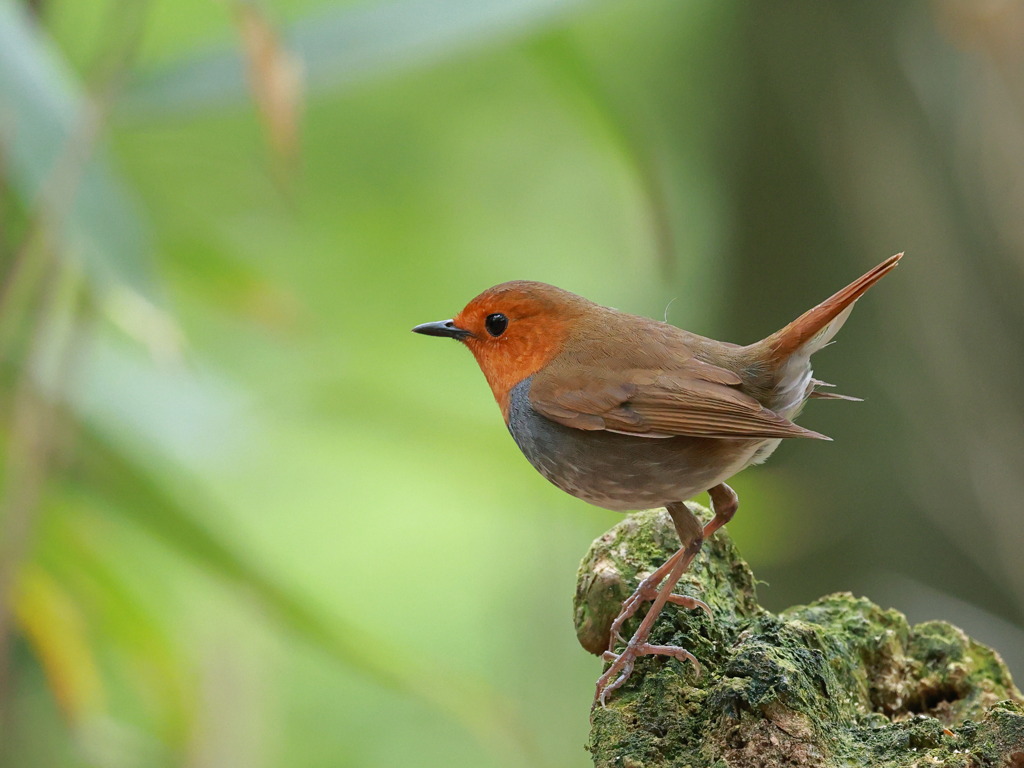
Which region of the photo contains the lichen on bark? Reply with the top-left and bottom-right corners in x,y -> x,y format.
575,505 -> 1024,767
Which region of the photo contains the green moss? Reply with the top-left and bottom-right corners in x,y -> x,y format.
578,506 -> 1024,768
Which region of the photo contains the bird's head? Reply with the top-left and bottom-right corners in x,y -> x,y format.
413,281 -> 592,417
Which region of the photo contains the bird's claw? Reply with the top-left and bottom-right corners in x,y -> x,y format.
667,593 -> 713,619
642,643 -> 702,676
594,641 -> 702,708
606,583 -> 711,653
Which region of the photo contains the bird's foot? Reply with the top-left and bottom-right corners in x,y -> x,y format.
594,640 -> 701,708
607,573 -> 712,652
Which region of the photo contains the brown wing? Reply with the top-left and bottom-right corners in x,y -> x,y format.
529,358 -> 828,441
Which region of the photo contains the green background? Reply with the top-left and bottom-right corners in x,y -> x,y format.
2,1 -> 1023,766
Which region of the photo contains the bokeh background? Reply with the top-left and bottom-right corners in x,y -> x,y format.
2,0 -> 1023,766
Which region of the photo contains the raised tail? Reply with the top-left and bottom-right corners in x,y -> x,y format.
761,253 -> 902,365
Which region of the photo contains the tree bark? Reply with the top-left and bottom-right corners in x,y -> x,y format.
576,506 -> 1024,767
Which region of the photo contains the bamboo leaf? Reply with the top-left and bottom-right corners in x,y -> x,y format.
43,505 -> 194,743
12,563 -> 106,725
122,0 -> 595,117
0,0 -> 157,301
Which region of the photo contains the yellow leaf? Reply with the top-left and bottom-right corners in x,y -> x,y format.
13,563 -> 106,724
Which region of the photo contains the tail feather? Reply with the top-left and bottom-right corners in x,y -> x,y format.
762,253 -> 902,364
808,378 -> 863,402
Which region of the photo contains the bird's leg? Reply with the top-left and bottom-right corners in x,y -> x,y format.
595,501 -> 704,707
605,547 -> 711,651
605,486 -> 738,651
703,482 -> 738,539
595,484 -> 740,706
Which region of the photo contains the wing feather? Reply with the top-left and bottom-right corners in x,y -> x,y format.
529,362 -> 828,441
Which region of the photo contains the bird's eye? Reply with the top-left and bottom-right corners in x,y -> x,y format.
484,313 -> 508,337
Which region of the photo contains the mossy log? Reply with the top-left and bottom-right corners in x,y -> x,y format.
575,505 -> 1024,768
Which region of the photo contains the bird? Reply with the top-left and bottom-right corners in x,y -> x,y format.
412,253 -> 902,706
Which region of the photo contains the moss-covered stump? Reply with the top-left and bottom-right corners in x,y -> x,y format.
575,505 -> 1024,768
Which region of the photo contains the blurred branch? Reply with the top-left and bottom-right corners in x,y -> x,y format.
232,1 -> 304,180
121,0 -> 599,118
0,0 -> 152,734
0,232 -> 56,362
23,0 -> 46,19
0,0 -> 160,303
0,257 -> 86,727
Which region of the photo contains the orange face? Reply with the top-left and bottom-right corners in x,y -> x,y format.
413,281 -> 590,418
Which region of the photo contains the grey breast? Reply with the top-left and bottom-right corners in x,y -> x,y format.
506,377 -> 749,512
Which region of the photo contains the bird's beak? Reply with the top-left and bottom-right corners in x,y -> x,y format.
411,319 -> 471,340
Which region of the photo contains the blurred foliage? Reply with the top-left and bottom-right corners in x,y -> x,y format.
1,0 -> 1023,766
